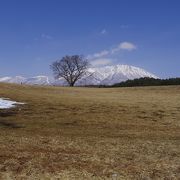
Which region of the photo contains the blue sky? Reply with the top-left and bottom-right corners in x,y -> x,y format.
0,0 -> 180,78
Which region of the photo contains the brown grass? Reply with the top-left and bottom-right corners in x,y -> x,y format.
0,83 -> 180,179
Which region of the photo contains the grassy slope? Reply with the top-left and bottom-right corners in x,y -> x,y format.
0,83 -> 179,179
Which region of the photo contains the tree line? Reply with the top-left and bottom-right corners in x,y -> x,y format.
112,77 -> 180,87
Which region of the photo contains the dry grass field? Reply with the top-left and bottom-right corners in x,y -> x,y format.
0,83 -> 179,179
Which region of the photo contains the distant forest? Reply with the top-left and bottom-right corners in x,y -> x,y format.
111,77 -> 180,87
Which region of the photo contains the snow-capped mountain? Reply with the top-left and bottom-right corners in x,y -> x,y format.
78,65 -> 158,85
0,76 -> 50,85
0,76 -> 26,84
23,76 -> 50,85
0,65 -> 158,86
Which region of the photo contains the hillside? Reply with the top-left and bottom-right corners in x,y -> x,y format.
0,83 -> 179,179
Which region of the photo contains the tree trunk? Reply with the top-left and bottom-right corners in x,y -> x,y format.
69,82 -> 75,87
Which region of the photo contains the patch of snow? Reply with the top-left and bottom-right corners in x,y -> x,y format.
0,98 -> 25,109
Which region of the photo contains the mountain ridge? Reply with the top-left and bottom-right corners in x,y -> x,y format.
0,64 -> 158,86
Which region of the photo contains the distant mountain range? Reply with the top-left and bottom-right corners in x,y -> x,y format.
0,65 -> 158,86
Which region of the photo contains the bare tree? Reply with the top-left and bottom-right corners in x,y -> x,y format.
51,55 -> 89,86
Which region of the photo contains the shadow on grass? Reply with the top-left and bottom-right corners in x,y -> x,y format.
57,120 -> 78,127
0,110 -> 17,117
0,109 -> 24,129
0,120 -> 23,129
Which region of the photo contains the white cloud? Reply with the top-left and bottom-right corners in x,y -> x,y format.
41,33 -> 53,40
34,34 -> 53,41
93,50 -> 109,58
111,42 -> 137,53
119,42 -> 137,51
87,50 -> 110,59
91,58 -> 112,67
88,42 -> 137,60
101,29 -> 107,35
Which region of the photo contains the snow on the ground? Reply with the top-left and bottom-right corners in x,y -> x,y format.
0,98 -> 24,109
